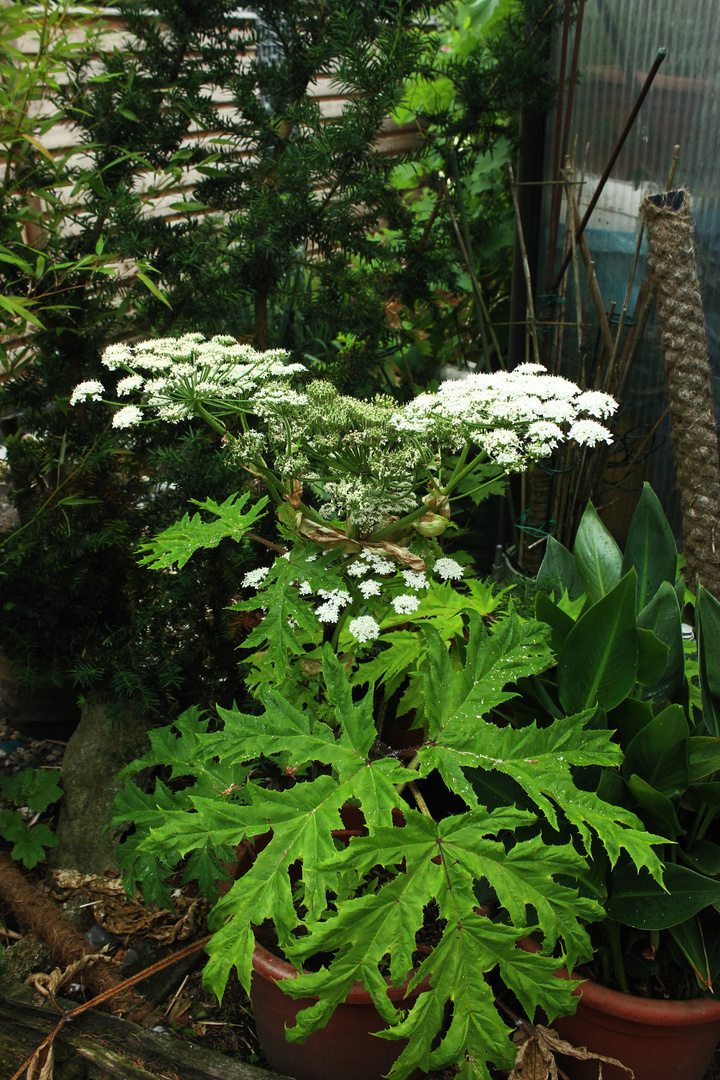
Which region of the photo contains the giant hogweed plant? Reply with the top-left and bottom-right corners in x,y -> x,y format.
113,622 -> 666,1080
73,334 -> 619,703
89,335 -> 669,1078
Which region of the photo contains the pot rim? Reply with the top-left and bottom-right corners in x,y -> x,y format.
252,940 -> 429,1005
518,936 -> 720,1026
570,970 -> 720,1026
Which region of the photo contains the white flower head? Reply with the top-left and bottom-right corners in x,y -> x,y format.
242,566 -> 270,589
576,391 -> 618,419
348,615 -> 381,643
358,579 -> 382,599
393,594 -> 421,615
112,404 -> 143,428
101,343 -> 133,369
70,380 -> 104,405
569,419 -> 614,447
117,374 -> 145,396
402,570 -> 429,590
434,557 -> 464,581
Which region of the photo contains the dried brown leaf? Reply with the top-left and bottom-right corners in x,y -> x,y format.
510,1022 -> 634,1080
26,1043 -> 54,1080
26,951 -> 111,997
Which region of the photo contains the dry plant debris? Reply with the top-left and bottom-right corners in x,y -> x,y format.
510,1020 -> 633,1080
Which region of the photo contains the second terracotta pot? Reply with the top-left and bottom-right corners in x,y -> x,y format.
552,974 -> 720,1080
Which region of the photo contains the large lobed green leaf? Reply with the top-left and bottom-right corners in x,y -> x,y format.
281,811 -> 591,1080
137,492 -> 268,570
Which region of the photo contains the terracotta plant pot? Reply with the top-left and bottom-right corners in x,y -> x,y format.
223,805 -> 427,1080
553,975 -> 720,1080
250,941 -> 425,1080
519,939 -> 720,1080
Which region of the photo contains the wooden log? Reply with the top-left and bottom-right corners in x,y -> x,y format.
0,851 -> 160,1027
0,984 -> 293,1080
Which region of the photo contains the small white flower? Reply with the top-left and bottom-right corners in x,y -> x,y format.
298,581 -> 312,596
368,555 -> 395,575
576,391 -> 618,419
393,594 -> 420,615
402,570 -> 428,590
348,615 -> 381,643
242,566 -> 270,589
70,380 -> 104,405
346,560 -> 370,578
358,579 -> 382,599
434,557 -> 464,581
112,405 -> 143,428
568,419 -> 613,447
116,374 -> 145,396
513,363 -> 547,374
101,343 -> 133,369
316,601 -> 342,623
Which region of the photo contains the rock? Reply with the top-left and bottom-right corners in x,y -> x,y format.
51,698 -> 151,875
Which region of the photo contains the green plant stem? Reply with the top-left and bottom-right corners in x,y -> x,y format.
692,804 -> 719,845
408,780 -> 432,818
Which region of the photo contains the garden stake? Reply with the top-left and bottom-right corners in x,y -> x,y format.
508,163 -> 541,368
551,47 -> 668,291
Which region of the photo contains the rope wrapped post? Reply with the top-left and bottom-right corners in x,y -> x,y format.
641,189 -> 720,598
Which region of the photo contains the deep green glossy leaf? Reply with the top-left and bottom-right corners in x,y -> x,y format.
622,704 -> 689,797
689,737 -> 720,781
697,587 -> 720,736
622,483 -> 678,611
667,918 -> 711,990
636,628 -> 669,687
535,592 -> 575,654
637,582 -> 684,701
607,863 -> 720,929
692,782 -> 720,809
607,698 -> 654,748
625,774 -> 682,838
537,536 -> 584,602
557,572 -> 638,714
574,502 -> 622,605
683,840 -> 720,877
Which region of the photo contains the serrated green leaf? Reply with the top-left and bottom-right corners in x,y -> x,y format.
280,813 -> 586,1080
0,812 -> 57,869
137,492 -> 268,570
236,544 -> 346,679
